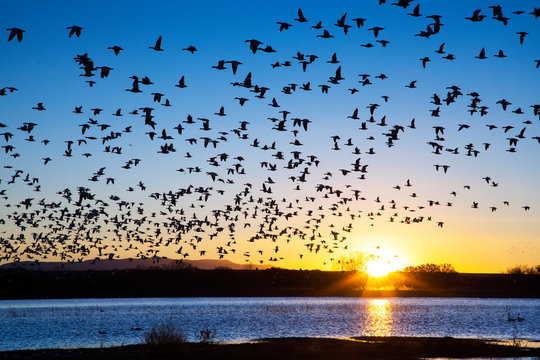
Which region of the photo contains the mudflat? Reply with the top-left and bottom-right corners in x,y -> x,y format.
1,337 -> 539,360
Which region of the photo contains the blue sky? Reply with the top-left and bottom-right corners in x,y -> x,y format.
1,0 -> 539,272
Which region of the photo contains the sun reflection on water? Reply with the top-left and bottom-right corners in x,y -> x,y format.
362,299 -> 395,336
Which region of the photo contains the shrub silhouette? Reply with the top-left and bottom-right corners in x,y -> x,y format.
144,322 -> 186,346
198,327 -> 217,343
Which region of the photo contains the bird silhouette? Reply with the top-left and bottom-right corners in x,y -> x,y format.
108,46 -> 123,55
475,48 -> 487,59
67,26 -> 83,38
6,28 -> 25,42
149,36 -> 163,51
245,39 -> 262,54
277,22 -> 292,31
295,9 -> 308,23
183,45 -> 197,53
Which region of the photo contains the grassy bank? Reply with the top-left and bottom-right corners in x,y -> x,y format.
1,337 -> 539,360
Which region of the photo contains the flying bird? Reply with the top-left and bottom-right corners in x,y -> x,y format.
183,45 -> 197,53
107,46 -> 123,55
67,26 -> 83,38
149,36 -> 163,51
6,28 -> 25,42
475,48 -> 487,59
295,8 -> 308,22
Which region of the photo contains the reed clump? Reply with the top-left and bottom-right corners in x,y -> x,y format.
143,322 -> 186,350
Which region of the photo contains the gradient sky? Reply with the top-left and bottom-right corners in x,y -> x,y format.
1,0 -> 539,273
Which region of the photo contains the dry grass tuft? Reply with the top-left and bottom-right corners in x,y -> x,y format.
143,322 -> 186,346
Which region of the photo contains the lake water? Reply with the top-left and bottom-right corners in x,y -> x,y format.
1,297 -> 539,351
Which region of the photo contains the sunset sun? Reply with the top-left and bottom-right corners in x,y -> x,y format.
366,258 -> 394,277
365,249 -> 404,277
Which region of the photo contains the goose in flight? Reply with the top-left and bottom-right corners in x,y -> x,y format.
175,76 -> 187,88
405,80 -> 417,88
215,106 -> 226,116
149,36 -> 163,51
335,13 -> 351,34
328,53 -> 339,64
348,108 -> 359,120
183,45 -> 197,53
227,60 -> 242,74
516,31 -> 528,44
212,60 -> 227,70
312,21 -> 323,29
277,22 -> 292,31
465,9 -> 486,22
260,45 -> 276,53
245,39 -> 262,54
67,26 -> 83,38
126,77 -> 142,93
295,8 -> 308,23
107,46 -> 123,55
368,26 -> 384,37
435,42 -> 445,54
6,28 -> 25,42
494,49 -> 506,58
442,53 -> 455,60
317,30 -> 334,38
475,48 -> 487,59
96,66 -> 113,78
32,102 -> 46,111
235,97 -> 248,106
496,99 -> 511,110
408,4 -> 421,17
352,18 -> 366,27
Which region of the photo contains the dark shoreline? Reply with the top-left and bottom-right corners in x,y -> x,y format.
1,337 -> 539,360
2,268 -> 539,300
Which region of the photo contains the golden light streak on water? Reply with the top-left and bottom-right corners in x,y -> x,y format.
363,299 -> 394,336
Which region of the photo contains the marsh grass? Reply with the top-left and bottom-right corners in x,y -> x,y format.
143,322 -> 186,353
512,331 -> 525,348
197,327 -> 216,343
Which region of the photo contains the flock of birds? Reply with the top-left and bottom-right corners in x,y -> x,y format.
1,1 -> 539,269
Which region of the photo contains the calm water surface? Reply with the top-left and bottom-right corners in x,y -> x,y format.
1,297 -> 539,350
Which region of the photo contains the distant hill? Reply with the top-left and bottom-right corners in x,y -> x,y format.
0,258 -> 271,271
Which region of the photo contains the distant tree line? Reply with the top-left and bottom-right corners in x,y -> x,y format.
2,267 -> 540,298
401,263 -> 457,273
506,264 -> 540,275
332,252 -> 458,274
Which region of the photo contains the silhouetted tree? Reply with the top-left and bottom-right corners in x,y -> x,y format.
332,251 -> 373,272
506,264 -> 540,275
401,263 -> 457,273
164,261 -> 194,271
